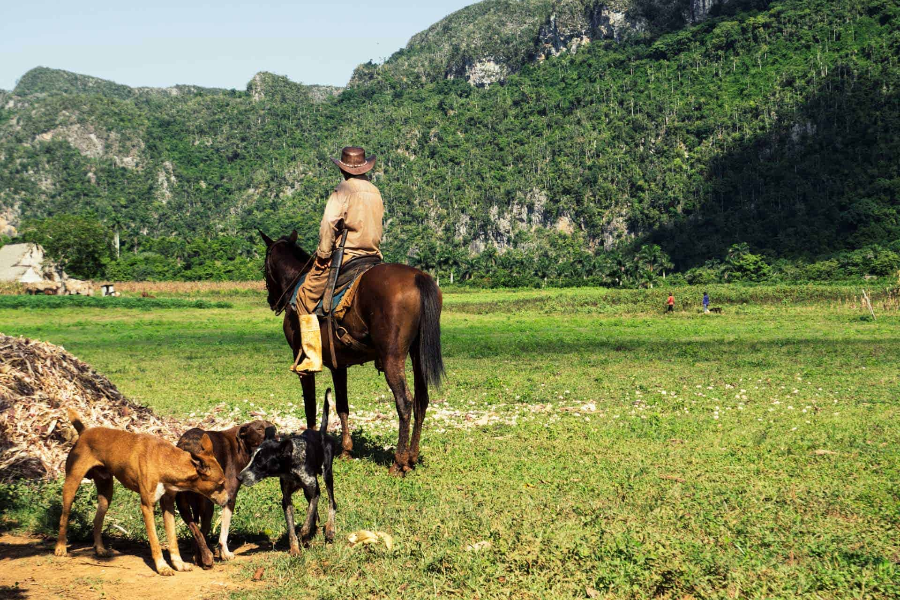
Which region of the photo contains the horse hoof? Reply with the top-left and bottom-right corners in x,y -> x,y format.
388,464 -> 405,477
339,451 -> 353,461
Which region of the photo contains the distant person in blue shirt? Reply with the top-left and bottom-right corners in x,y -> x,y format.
702,292 -> 710,313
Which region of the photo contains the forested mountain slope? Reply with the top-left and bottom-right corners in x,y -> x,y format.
350,0 -> 767,87
0,0 -> 897,283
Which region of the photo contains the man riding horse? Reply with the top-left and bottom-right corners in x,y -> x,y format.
292,146 -> 384,375
261,146 -> 443,474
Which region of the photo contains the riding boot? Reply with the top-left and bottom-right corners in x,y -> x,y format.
292,314 -> 323,374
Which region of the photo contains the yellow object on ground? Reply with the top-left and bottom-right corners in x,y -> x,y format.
348,530 -> 393,550
465,540 -> 493,552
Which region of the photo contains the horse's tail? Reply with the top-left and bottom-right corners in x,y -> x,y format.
414,273 -> 445,388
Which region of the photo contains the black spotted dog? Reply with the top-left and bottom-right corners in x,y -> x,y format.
238,390 -> 340,554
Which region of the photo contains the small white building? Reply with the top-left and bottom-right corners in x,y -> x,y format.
0,243 -> 50,283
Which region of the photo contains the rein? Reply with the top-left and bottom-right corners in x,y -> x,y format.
265,240 -> 314,316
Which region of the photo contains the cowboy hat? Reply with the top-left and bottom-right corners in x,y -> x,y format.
331,146 -> 376,175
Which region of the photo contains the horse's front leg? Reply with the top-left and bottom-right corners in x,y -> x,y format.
331,367 -> 353,458
286,313 -> 316,430
299,372 -> 317,431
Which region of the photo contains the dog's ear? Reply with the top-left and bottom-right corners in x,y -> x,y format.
289,230 -> 298,243
279,438 -> 294,458
240,421 -> 267,448
199,433 -> 215,456
191,456 -> 211,476
264,426 -> 277,441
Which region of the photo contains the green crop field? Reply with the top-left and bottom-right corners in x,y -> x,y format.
1,285 -> 898,599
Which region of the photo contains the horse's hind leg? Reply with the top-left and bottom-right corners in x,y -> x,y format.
384,355 -> 413,476
331,367 -> 353,458
408,349 -> 429,468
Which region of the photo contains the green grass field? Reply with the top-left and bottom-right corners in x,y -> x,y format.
1,286 -> 899,599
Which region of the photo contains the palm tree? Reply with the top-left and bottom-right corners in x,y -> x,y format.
634,245 -> 672,288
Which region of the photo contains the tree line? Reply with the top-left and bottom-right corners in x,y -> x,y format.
7,214 -> 898,287
1,0 -> 898,285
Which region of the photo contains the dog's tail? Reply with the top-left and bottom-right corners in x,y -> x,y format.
67,408 -> 85,436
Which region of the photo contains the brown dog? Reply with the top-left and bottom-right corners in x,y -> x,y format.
174,420 -> 271,568
54,409 -> 229,576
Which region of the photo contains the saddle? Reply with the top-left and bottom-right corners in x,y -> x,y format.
313,255 -> 381,318
288,226 -> 381,367
323,254 -> 381,365
287,255 -> 380,316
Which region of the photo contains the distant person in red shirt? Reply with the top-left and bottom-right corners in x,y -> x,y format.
667,293 -> 675,313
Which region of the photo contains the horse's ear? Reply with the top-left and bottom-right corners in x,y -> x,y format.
289,230 -> 298,243
259,230 -> 274,247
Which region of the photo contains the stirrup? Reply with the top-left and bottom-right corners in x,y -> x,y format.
293,362 -> 321,375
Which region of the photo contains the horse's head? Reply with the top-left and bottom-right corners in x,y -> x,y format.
260,229 -> 311,313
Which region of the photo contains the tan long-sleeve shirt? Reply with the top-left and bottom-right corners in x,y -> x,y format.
316,177 -> 384,263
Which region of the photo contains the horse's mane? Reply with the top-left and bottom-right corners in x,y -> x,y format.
282,237 -> 312,264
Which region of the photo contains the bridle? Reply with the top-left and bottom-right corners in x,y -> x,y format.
264,239 -> 314,316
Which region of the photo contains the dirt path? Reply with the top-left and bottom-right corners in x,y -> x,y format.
0,534 -> 264,600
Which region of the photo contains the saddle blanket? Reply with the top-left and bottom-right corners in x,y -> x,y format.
289,255 -> 381,316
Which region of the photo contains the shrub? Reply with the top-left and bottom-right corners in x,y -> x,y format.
19,215 -> 113,279
105,252 -> 180,281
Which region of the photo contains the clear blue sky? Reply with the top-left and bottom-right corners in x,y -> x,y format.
1,0 -> 477,91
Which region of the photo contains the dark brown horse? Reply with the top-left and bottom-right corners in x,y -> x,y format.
260,230 -> 444,475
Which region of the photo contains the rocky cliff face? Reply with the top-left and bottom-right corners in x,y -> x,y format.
686,0 -> 730,23
460,59 -> 510,88
0,215 -> 16,238
536,1 -> 646,60
358,0 -> 738,88
247,71 -> 342,103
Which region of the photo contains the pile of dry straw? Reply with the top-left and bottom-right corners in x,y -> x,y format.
0,334 -> 345,482
0,334 -> 188,480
